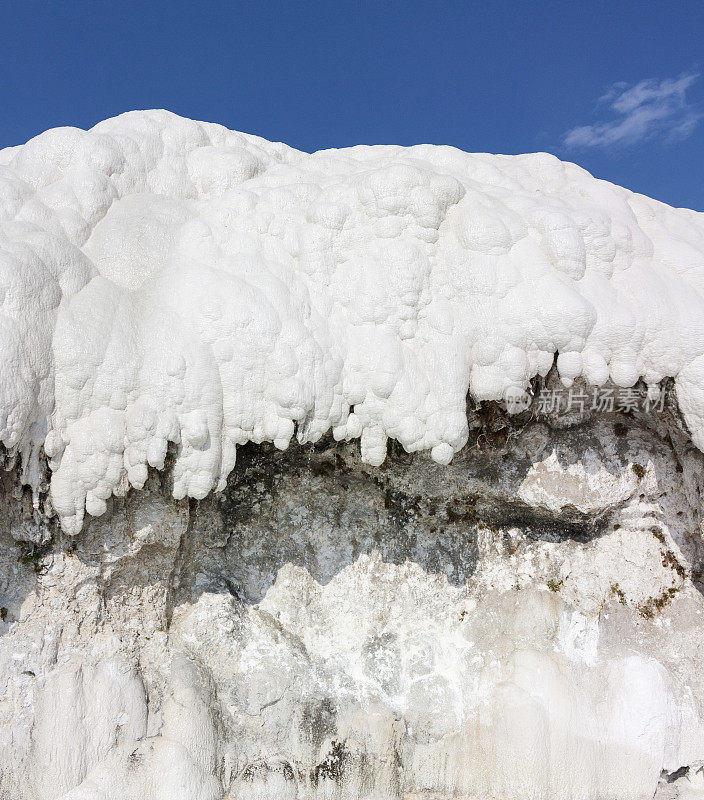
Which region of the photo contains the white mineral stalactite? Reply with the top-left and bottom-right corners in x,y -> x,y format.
1,112 -> 704,799
1,111 -> 704,531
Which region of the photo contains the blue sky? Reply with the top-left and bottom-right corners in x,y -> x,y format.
1,0 -> 703,209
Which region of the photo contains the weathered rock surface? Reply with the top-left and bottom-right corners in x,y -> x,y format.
2,393 -> 704,799
4,110 -> 704,800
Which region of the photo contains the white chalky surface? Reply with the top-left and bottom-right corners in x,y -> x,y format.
2,110 -> 704,533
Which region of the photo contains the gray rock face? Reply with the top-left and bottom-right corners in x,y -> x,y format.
2,392 -> 704,799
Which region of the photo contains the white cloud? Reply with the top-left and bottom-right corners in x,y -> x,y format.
564,73 -> 702,149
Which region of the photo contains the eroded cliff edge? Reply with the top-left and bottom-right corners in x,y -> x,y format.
4,110 -> 704,799
2,390 -> 704,800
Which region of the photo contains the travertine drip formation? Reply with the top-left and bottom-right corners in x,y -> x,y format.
1,110 -> 704,533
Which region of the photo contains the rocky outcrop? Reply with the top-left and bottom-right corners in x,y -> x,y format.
4,110 -> 704,799
2,391 -> 704,799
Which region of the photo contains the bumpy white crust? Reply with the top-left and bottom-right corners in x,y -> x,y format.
2,110 -> 703,532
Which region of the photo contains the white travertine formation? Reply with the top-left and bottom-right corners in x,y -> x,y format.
2,110 -> 704,533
